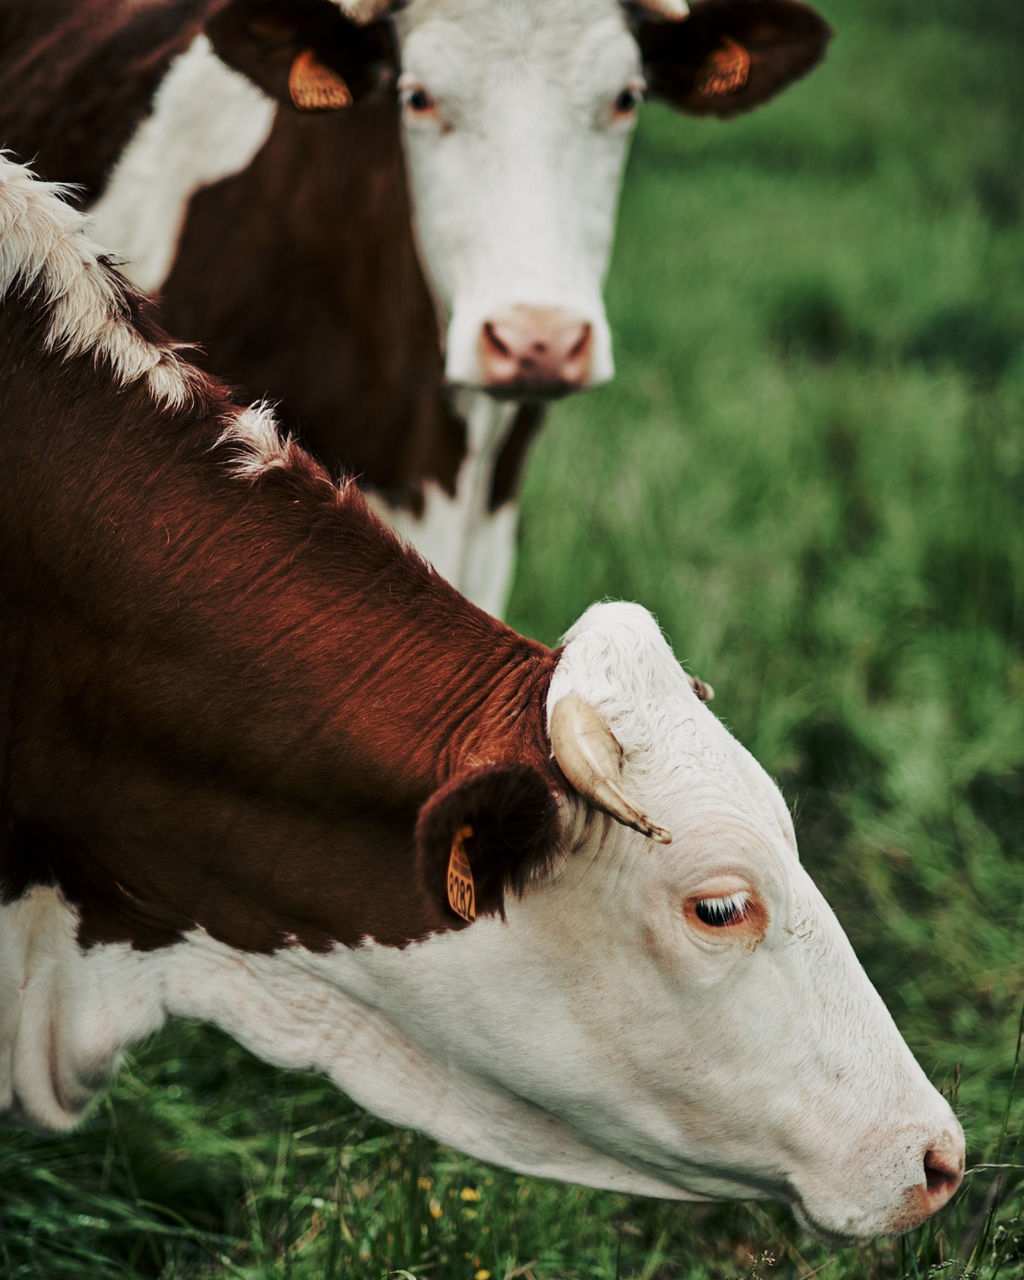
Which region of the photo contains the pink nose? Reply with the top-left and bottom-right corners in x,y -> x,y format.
478,305 -> 592,398
890,1129 -> 965,1232
922,1139 -> 965,1206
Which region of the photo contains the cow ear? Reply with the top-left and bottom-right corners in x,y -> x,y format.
415,764 -> 562,924
206,0 -> 397,112
635,0 -> 832,119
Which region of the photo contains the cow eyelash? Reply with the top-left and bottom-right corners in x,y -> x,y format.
694,891 -> 750,928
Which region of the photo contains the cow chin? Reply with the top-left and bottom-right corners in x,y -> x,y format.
790,1197 -> 912,1249
787,1129 -> 966,1245
586,1143 -> 957,1246
464,375 -> 590,403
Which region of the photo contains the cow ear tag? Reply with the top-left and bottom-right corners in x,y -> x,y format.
289,49 -> 353,111
447,824 -> 476,923
696,37 -> 751,98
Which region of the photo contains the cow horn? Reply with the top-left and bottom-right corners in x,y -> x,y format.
549,694 -> 672,843
689,674 -> 714,702
333,0 -> 395,23
629,0 -> 690,19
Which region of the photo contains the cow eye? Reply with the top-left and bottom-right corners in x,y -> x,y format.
401,84 -> 436,115
694,891 -> 750,928
612,86 -> 642,116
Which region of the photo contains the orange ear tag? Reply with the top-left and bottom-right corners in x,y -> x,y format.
447,824 -> 476,923
289,49 -> 353,111
696,37 -> 751,98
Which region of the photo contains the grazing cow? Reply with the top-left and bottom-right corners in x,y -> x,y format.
0,158 -> 964,1243
0,0 -> 831,614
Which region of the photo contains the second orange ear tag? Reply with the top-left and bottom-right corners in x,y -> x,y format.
289,49 -> 353,111
696,37 -> 751,98
447,825 -> 476,922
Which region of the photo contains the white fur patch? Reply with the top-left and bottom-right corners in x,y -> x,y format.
366,390 -> 520,616
215,402 -> 298,478
88,35 -> 277,294
0,887 -> 684,1192
0,888 -> 167,1131
0,155 -> 199,409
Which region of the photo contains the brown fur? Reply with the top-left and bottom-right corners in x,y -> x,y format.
159,90 -> 471,505
0,0 -> 214,196
0,225 -> 564,955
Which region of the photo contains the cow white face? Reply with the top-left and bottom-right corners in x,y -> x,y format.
388,0 -> 831,398
355,604 -> 964,1242
394,0 -> 640,394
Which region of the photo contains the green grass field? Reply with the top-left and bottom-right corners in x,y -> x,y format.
2,0 -> 1021,1274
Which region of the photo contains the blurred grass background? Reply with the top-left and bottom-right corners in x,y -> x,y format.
2,0 -> 1021,1274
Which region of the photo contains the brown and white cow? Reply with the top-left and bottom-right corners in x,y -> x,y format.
0,0 -> 831,614
0,157 -> 963,1243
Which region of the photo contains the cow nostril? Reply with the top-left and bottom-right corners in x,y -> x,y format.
482,321 -> 510,358
476,307 -> 594,392
568,323 -> 591,359
924,1147 -> 963,1198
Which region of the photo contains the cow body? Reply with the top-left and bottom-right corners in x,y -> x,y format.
0,0 -> 831,614
0,158 -> 963,1243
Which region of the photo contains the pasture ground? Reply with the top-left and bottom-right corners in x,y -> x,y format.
1,0 -> 1021,1274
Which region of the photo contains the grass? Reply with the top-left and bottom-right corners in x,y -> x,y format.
2,0 -> 1022,1274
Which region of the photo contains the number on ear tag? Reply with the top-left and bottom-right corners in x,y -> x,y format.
289,49 -> 353,111
696,37 -> 751,98
447,825 -> 476,922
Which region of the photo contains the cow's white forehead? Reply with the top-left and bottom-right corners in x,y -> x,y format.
548,603 -> 799,855
396,0 -> 641,100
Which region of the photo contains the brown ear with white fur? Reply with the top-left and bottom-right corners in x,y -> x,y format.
206,0 -> 396,113
635,0 -> 832,119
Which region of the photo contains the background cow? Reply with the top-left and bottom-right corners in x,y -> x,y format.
0,0 -> 831,613
0,156 -> 963,1247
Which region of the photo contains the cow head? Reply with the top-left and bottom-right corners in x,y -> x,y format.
403,604 -> 963,1242
391,0 -> 830,397
210,0 -> 831,399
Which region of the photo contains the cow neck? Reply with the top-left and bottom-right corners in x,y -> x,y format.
364,390 -> 540,615
158,89 -> 547,524
160,93 -> 456,499
0,313 -> 558,955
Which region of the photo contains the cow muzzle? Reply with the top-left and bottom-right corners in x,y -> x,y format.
888,1127 -> 965,1233
474,304 -> 595,400
797,1117 -> 966,1243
